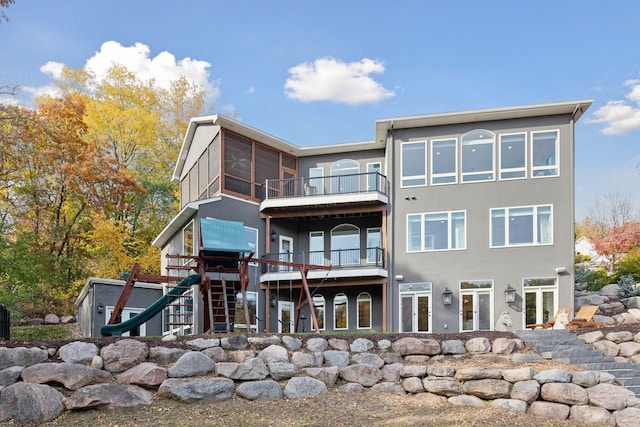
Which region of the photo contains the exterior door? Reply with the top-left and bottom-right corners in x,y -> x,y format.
105,307 -> 146,337
400,292 -> 431,333
279,236 -> 293,271
525,287 -> 557,328
460,290 -> 492,331
278,301 -> 294,333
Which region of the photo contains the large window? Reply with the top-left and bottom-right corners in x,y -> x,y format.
491,205 -> 552,247
313,295 -> 325,331
401,141 -> 427,187
532,130 -> 558,177
235,291 -> 258,332
331,224 -> 360,265
367,228 -> 382,264
183,221 -> 194,259
407,211 -> 466,252
244,226 -> 258,265
367,162 -> 382,191
331,159 -> 359,193
462,130 -> 495,182
333,294 -> 348,330
431,139 -> 457,184
499,133 -> 526,180
309,231 -> 324,266
357,293 -> 372,329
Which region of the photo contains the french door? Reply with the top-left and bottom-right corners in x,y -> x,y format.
524,280 -> 557,328
400,292 -> 431,333
278,301 -> 294,333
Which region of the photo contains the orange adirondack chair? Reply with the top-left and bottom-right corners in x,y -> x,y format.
567,305 -> 603,329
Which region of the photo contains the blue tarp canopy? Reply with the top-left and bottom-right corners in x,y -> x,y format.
200,218 -> 252,254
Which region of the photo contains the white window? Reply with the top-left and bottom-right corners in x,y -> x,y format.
524,278 -> 558,328
499,133 -> 526,180
462,130 -> 495,182
313,295 -> 326,331
367,227 -> 382,264
183,221 -> 194,256
333,294 -> 348,330
401,141 -> 427,187
309,231 -> 324,266
357,293 -> 372,329
532,130 -> 559,177
431,139 -> 457,185
309,167 -> 324,195
331,224 -> 360,266
235,291 -> 258,332
407,211 -> 466,252
491,205 -> 553,247
367,162 -> 382,191
331,159 -> 359,193
399,283 -> 432,333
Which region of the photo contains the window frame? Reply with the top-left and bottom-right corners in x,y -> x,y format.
461,129 -> 495,183
234,290 -> 258,332
499,132 -> 527,180
406,210 -> 467,252
430,138 -> 458,185
490,204 -> 553,248
333,293 -> 348,330
244,226 -> 258,266
401,141 -> 427,187
531,130 -> 559,178
312,295 -> 326,331
357,292 -> 372,330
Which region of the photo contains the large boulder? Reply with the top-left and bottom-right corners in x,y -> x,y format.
461,379 -> 511,399
21,362 -> 112,390
65,384 -> 153,410
0,347 -> 48,370
58,341 -> 99,365
235,379 -> 283,401
391,337 -> 440,355
283,376 -> 327,398
158,377 -> 234,403
117,362 -> 167,387
0,383 -> 65,423
168,351 -> 215,378
339,364 -> 383,387
587,383 -> 636,411
101,339 -> 149,373
540,382 -> 589,405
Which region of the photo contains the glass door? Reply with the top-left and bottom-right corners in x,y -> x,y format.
460,280 -> 493,331
524,278 -> 557,328
278,301 -> 294,333
279,235 -> 293,271
400,291 -> 431,333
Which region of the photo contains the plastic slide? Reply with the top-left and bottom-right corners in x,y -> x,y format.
100,274 -> 201,337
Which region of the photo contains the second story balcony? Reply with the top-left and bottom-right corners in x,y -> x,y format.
259,172 -> 389,214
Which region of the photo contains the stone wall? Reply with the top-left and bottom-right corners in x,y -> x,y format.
1,334 -> 640,426
578,329 -> 640,362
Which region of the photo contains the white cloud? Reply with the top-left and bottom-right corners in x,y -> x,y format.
84,41 -> 219,99
285,57 -> 395,105
246,86 -> 255,94
588,79 -> 640,135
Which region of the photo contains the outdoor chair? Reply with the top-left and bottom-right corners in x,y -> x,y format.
566,305 -> 604,329
527,307 -> 573,329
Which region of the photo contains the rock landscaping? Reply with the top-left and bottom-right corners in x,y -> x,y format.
2,334 -> 640,425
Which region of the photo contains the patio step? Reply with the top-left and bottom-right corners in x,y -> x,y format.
515,329 -> 640,398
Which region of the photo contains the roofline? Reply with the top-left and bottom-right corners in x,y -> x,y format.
75,277 -> 163,306
374,99 -> 594,143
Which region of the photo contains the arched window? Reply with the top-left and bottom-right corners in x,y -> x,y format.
312,295 -> 325,331
357,293 -> 372,329
334,293 -> 348,330
461,129 -> 495,182
331,224 -> 360,266
331,159 -> 359,193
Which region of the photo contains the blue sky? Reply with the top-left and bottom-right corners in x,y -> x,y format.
1,0 -> 639,220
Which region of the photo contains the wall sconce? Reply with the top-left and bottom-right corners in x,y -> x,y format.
504,285 -> 517,304
442,288 -> 453,306
394,274 -> 404,281
270,230 -> 277,242
555,267 -> 567,274
270,294 -> 276,307
97,303 -> 104,314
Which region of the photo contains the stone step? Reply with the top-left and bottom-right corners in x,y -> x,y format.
616,377 -> 640,386
581,362 -> 636,370
556,356 -> 617,364
539,347 -> 604,356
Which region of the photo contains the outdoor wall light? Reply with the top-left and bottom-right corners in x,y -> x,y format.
504,285 -> 517,304
97,303 -> 104,314
270,230 -> 277,242
270,294 -> 276,307
442,288 -> 453,306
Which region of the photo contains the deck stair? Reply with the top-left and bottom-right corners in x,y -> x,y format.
516,329 -> 640,397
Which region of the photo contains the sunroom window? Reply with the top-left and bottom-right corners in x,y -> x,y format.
431,139 -> 457,184
532,130 -> 558,177
499,133 -> 526,180
462,130 -> 495,182
401,141 -> 427,186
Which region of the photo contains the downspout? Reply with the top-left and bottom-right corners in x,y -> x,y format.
387,122 -> 394,332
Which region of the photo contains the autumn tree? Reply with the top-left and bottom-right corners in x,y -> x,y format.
586,192 -> 640,271
0,0 -> 14,24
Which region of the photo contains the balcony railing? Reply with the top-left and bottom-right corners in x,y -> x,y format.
262,172 -> 388,200
260,247 -> 385,273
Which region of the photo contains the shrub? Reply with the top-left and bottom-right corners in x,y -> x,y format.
575,266 -> 611,291
618,274 -> 640,298
613,249 -> 640,284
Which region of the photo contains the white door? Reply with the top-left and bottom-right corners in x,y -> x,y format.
279,236 -> 293,271
400,292 -> 431,333
525,287 -> 557,328
278,301 -> 294,333
105,307 -> 146,337
460,290 -> 492,331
